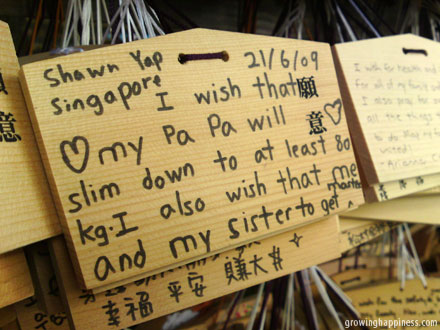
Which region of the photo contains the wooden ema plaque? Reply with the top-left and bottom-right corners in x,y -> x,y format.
332,268 -> 391,291
415,186 -> 440,196
0,21 -> 60,253
339,219 -> 395,253
20,28 -> 363,289
347,278 -> 440,329
364,172 -> 440,202
49,217 -> 339,329
0,248 -> 34,308
333,34 -> 440,186
343,195 -> 440,225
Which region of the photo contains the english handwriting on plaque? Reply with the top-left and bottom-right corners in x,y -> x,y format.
44,51 -> 169,115
37,43 -> 360,284
352,281 -> 440,328
352,61 -> 440,171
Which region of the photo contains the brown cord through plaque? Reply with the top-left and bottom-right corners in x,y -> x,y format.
178,51 -> 229,64
402,48 -> 428,56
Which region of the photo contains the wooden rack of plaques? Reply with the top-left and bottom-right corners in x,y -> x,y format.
2,9 -> 440,328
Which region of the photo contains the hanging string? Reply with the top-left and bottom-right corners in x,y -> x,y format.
333,0 -> 358,41
403,223 -> 427,287
29,0 -> 44,55
396,224 -> 427,290
52,0 -> 64,49
246,283 -> 265,330
281,274 -> 294,330
297,270 -> 318,330
425,0 -> 440,40
345,0 -> 381,37
239,0 -> 260,34
254,280 -> 273,330
102,0 -> 165,45
315,267 -> 368,330
356,0 -> 396,34
273,0 -> 306,39
222,290 -> 244,330
162,309 -> 198,330
399,0 -> 421,35
61,0 -> 164,47
310,267 -> 345,329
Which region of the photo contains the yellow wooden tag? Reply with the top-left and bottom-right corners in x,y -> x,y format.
332,267 -> 391,291
414,186 -> 440,196
21,28 -> 363,289
49,216 -> 339,328
347,278 -> 440,329
339,220 -> 395,253
0,249 -> 34,308
364,173 -> 440,202
343,195 -> 440,224
339,217 -> 375,231
0,21 -> 60,253
333,34 -> 440,185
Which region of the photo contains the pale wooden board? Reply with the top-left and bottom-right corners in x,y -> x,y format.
0,21 -> 60,254
0,249 -> 34,308
333,34 -> 440,185
90,218 -> 328,294
364,172 -> 440,202
339,217 -> 375,231
14,296 -> 69,330
20,28 -> 363,289
49,216 -> 340,329
414,186 -> 440,196
347,278 -> 440,329
343,195 -> 440,224
339,221 -> 395,253
26,242 -> 64,314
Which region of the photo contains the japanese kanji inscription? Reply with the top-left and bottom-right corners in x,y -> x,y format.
49,216 -> 339,329
20,29 -> 363,289
0,21 -> 60,253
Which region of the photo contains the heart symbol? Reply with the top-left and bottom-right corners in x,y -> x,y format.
60,136 -> 89,174
324,99 -> 343,126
